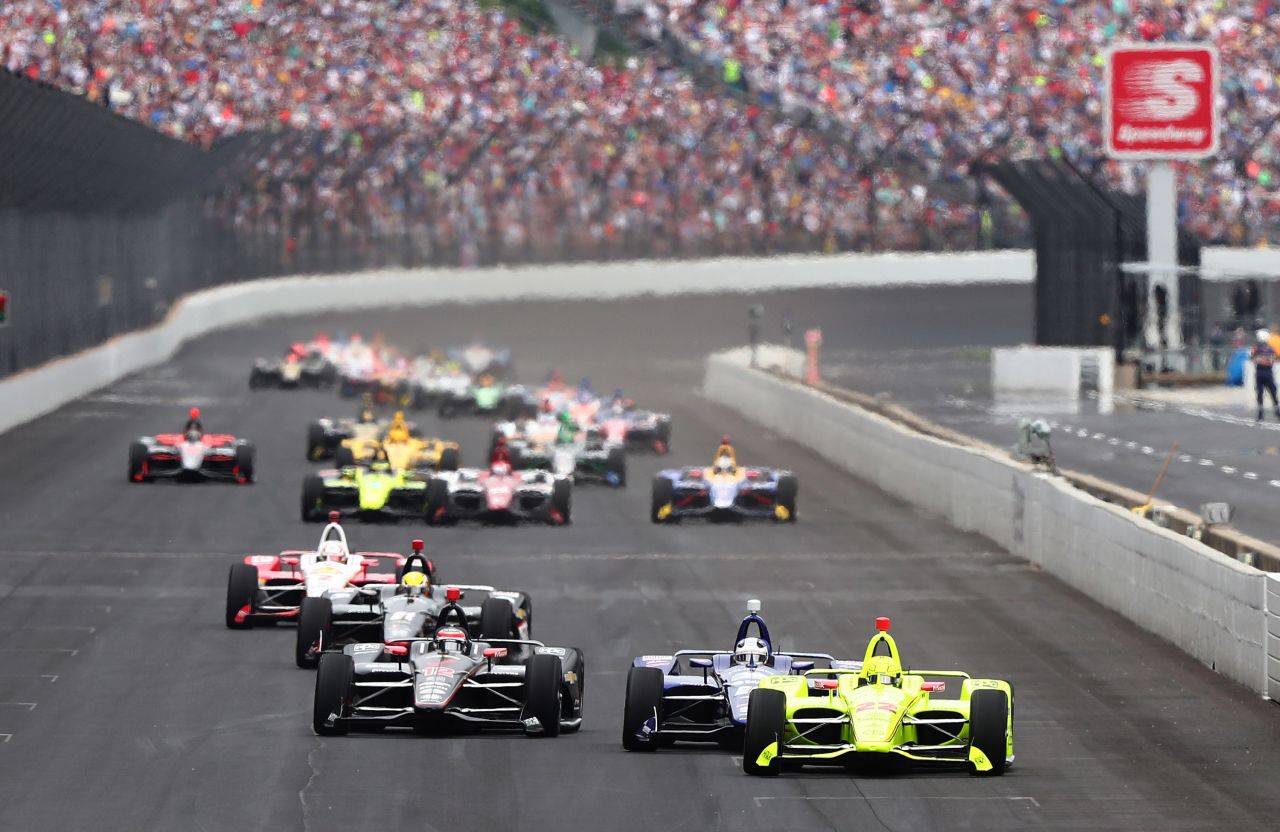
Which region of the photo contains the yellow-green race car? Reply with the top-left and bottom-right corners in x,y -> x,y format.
743,617 -> 1013,777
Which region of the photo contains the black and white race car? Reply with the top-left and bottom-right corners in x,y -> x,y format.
313,587 -> 583,737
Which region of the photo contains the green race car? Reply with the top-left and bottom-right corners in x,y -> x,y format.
743,617 -> 1013,777
436,375 -> 536,420
301,462 -> 429,522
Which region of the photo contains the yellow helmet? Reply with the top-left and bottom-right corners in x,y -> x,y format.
401,570 -> 429,597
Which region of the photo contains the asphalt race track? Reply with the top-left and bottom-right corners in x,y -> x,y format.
1,287 -> 1279,832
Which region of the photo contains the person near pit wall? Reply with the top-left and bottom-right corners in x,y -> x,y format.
1251,329 -> 1280,421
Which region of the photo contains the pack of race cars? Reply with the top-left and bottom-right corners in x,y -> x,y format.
148,332 -> 1011,773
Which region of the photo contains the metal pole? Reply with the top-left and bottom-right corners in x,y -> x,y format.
1146,162 -> 1181,359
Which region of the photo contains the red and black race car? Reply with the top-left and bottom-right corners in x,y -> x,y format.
128,428 -> 255,483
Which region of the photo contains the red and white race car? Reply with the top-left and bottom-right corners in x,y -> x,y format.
224,514 -> 424,628
425,461 -> 572,525
128,427 -> 255,484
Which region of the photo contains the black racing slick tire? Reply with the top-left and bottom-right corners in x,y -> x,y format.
480,596 -> 518,641
296,597 -> 333,669
968,689 -> 1010,776
425,478 -> 449,525
334,445 -> 356,469
606,446 -> 627,487
551,478 -> 572,524
622,666 -> 663,752
307,422 -> 328,460
128,441 -> 148,483
523,653 -> 563,738
301,474 -> 326,522
775,475 -> 798,522
234,442 -> 255,484
743,688 -> 786,776
437,446 -> 460,472
225,564 -> 258,629
313,653 -> 353,736
650,476 -> 674,523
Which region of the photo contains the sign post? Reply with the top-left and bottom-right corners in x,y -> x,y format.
1105,44 -> 1218,356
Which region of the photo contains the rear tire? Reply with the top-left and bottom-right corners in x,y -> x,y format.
425,478 -> 449,525
968,689 -> 1009,776
775,475 -> 798,522
307,422 -> 328,460
551,478 -> 572,524
234,442 -> 255,483
301,474 -> 326,522
225,564 -> 258,629
296,597 -> 333,669
606,446 -> 627,487
622,666 -> 664,751
313,654 -> 353,736
480,596 -> 517,640
437,446 -> 460,472
128,441 -> 148,483
650,477 -> 674,523
523,653 -> 563,737
743,688 -> 786,776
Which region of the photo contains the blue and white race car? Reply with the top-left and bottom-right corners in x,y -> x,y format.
620,600 -> 851,751
650,438 -> 797,523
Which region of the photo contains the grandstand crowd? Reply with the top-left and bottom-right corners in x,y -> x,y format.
3,0 -> 1278,264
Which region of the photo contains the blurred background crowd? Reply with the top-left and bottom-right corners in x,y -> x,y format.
3,0 -> 1278,266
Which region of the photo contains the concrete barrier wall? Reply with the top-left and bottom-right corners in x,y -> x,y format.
705,348 -> 1268,694
0,252 -> 1033,436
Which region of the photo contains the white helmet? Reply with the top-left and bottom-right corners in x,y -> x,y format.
319,540 -> 347,562
714,455 -> 735,474
733,637 -> 769,668
1258,328 -> 1271,343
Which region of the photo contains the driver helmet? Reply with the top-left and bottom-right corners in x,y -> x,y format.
714,455 -> 736,474
558,410 -> 574,426
733,637 -> 769,668
400,570 -> 429,597
577,387 -> 594,404
387,411 -> 410,442
434,626 -> 469,655
478,373 -> 495,387
490,460 -> 512,477
541,397 -> 555,414
1258,328 -> 1271,344
319,540 -> 347,563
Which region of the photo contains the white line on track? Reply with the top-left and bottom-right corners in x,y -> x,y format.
0,675 -> 57,683
0,649 -> 78,657
1126,441 -> 1138,449
0,703 -> 37,711
1221,466 -> 1238,474
1142,446 -> 1154,454
1244,472 -> 1259,480
0,734 -> 11,743
1,626 -> 96,634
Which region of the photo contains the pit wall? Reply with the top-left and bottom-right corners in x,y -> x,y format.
704,346 -> 1269,696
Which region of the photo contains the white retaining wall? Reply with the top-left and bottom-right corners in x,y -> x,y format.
705,347 -> 1269,695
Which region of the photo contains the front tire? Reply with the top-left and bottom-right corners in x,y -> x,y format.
480,596 -> 517,640
334,445 -> 356,468
296,597 -> 333,669
775,475 -> 798,522
307,422 -> 328,460
523,653 -> 563,737
622,666 -> 663,751
551,478 -> 572,524
425,478 -> 449,525
743,688 -> 786,776
225,564 -> 258,629
437,446 -> 460,472
313,653 -> 353,736
234,442 -> 255,484
968,689 -> 1010,776
606,446 -> 627,487
128,441 -> 148,483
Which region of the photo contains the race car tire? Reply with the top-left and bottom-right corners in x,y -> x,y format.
743,688 -> 786,776
560,648 -> 583,733
321,366 -> 337,389
622,666 -> 664,752
249,368 -> 265,389
234,442 -> 255,484
296,597 -> 334,669
605,446 -> 627,487
225,564 -> 258,630
523,653 -> 562,738
650,477 -> 674,523
967,689 -> 1009,776
301,474 -> 326,522
551,478 -> 572,525
128,441 -> 148,483
437,398 -> 457,419
425,477 -> 450,525
334,445 -> 356,469
313,653 -> 353,736
307,422 -> 328,460
775,475 -> 798,522
480,596 -> 518,641
437,446 -> 460,472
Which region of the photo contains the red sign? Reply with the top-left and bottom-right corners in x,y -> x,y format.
0,290 -> 7,327
1104,44 -> 1218,159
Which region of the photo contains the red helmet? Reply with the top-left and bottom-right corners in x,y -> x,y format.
189,407 -> 201,420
